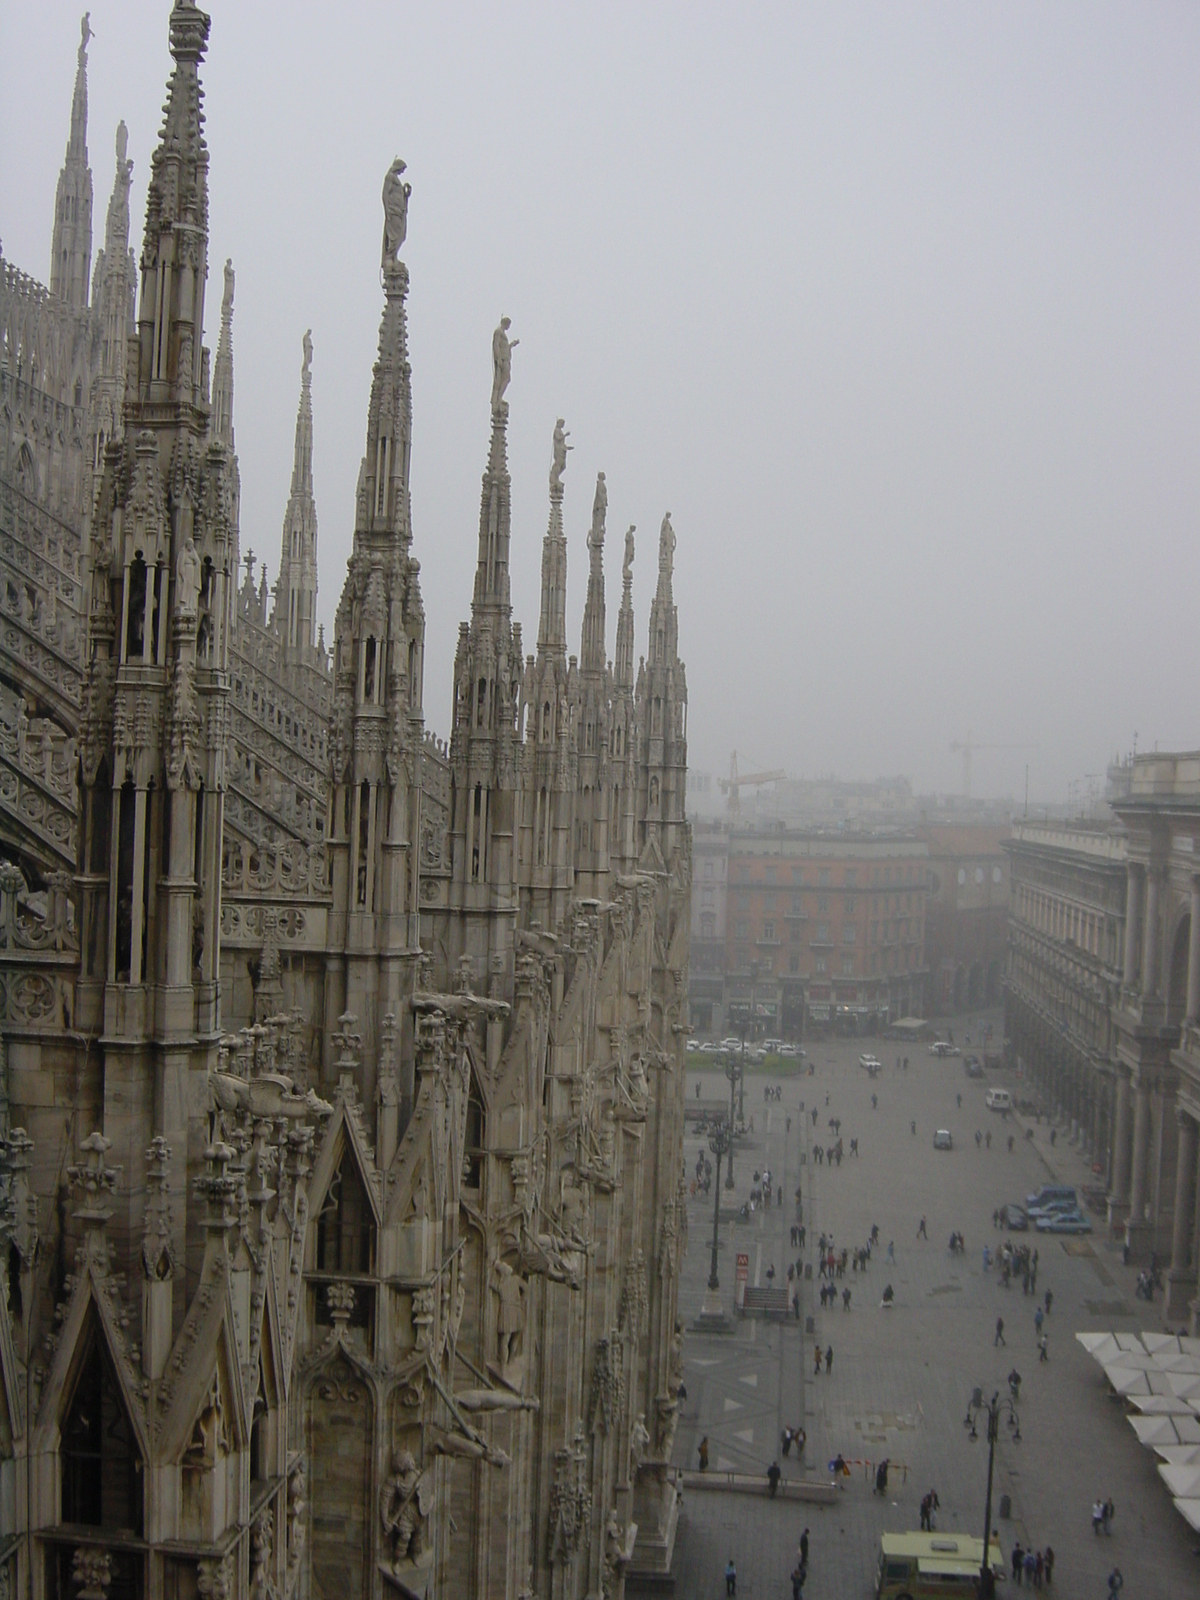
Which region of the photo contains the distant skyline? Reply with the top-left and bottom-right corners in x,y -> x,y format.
3,2 -> 1198,802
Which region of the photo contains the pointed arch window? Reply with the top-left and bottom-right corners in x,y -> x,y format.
316,1149 -> 375,1276
61,1307 -> 143,1535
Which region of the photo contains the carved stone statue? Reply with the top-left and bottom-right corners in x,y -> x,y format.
79,13 -> 93,69
176,536 -> 201,619
630,1411 -> 651,1473
623,524 -> 635,584
550,418 -> 571,490
659,511 -> 675,578
379,1448 -> 432,1567
494,1259 -> 526,1366
491,317 -> 518,411
302,328 -> 313,377
591,471 -> 607,544
222,258 -> 235,321
382,158 -> 412,270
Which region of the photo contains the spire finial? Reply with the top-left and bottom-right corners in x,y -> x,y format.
491,316 -> 518,413
550,418 -> 571,492
382,158 -> 411,274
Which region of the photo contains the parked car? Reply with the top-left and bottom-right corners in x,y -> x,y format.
779,1043 -> 798,1059
965,1060 -> 985,1079
1036,1209 -> 1093,1234
686,1039 -> 700,1053
1026,1196 -> 1081,1222
1000,1204 -> 1028,1231
929,1041 -> 961,1057
1026,1184 -> 1077,1212
933,1129 -> 953,1150
719,1037 -> 742,1052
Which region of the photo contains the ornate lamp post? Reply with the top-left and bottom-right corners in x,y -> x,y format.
706,1119 -> 733,1292
723,1053 -> 739,1188
964,1388 -> 1020,1599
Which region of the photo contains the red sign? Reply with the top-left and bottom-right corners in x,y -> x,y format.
735,1252 -> 749,1309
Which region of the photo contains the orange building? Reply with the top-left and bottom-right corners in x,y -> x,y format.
723,829 -> 928,1036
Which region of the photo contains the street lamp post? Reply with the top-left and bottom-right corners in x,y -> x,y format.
723,1053 -> 739,1188
964,1388 -> 1020,1599
706,1120 -> 732,1292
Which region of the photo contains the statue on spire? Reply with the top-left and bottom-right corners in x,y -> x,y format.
79,12 -> 94,70
381,158 -> 411,271
550,418 -> 571,490
303,328 -> 313,378
623,525 -> 635,584
658,511 -> 675,578
491,317 -> 518,411
221,257 -> 234,321
590,471 -> 607,550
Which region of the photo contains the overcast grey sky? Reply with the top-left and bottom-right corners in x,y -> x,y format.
4,2 -> 1199,801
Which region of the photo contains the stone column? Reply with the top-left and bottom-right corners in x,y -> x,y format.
1129,1080 -> 1152,1226
1123,865 -> 1142,991
1110,1072 -> 1133,1215
1142,869 -> 1160,999
1187,878 -> 1200,1026
1167,1111 -> 1199,1321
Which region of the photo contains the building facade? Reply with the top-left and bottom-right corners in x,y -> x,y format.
0,9 -> 690,1600
710,829 -> 927,1037
918,824 -> 1010,1015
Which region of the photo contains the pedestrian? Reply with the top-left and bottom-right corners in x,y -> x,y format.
1043,1546 -> 1054,1585
824,1344 -> 833,1373
790,1564 -> 805,1599
887,1240 -> 896,1263
1044,1288 -> 1053,1315
1107,1569 -> 1122,1597
977,1130 -> 983,1149
781,1427 -> 792,1458
792,1289 -> 800,1320
995,1317 -> 1006,1347
799,1528 -> 809,1567
698,1435 -> 709,1470
1034,1550 -> 1044,1587
1038,1333 -> 1048,1362
767,1460 -> 781,1498
917,1215 -> 927,1239
875,1459 -> 889,1493
911,1119 -> 917,1136
1012,1541 -> 1023,1585
814,1344 -> 822,1376
1024,1549 -> 1036,1587
1103,1497 -> 1114,1534
766,1262 -> 775,1283
1034,1306 -> 1044,1335
986,1131 -> 992,1149
957,1092 -> 962,1108
725,1556 -> 737,1596
787,1115 -> 792,1133
1092,1498 -> 1104,1535
843,1286 -> 851,1311
919,1492 -> 931,1531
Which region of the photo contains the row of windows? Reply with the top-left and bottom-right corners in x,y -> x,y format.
731,889 -> 924,915
729,862 -> 924,888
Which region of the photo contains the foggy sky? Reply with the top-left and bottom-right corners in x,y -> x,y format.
4,2 -> 1199,803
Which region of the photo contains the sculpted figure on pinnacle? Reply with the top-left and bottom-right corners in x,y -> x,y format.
590,471 -> 607,550
659,510 -> 675,577
623,524 -> 635,583
491,316 -> 518,411
382,158 -> 411,271
550,418 -> 571,490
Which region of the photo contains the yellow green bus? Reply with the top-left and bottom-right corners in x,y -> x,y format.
876,1532 -> 1005,1599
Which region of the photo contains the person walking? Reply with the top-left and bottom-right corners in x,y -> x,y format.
1044,1288 -> 1053,1315
1011,1541 -> 1023,1585
814,1343 -> 822,1376
799,1528 -> 809,1568
917,1215 -> 928,1240
824,1344 -> 833,1373
1038,1333 -> 1048,1363
842,1286 -> 852,1311
698,1436 -> 709,1471
1106,1568 -> 1122,1597
790,1564 -> 805,1599
767,1460 -> 781,1498
1043,1546 -> 1054,1585
995,1316 -> 1006,1347
781,1427 -> 792,1458
1034,1306 -> 1044,1336
1102,1497 -> 1114,1534
725,1556 -> 737,1596
1092,1498 -> 1104,1535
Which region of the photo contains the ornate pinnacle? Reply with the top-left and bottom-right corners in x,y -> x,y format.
143,1136 -> 175,1280
67,1131 -> 120,1269
332,1012 -> 362,1074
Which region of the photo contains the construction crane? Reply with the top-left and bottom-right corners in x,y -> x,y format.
717,751 -> 787,818
949,731 -> 1038,800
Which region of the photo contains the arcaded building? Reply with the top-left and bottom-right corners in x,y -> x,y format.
0,8 -> 690,1599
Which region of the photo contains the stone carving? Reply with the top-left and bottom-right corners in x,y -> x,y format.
380,1449 -> 433,1568
630,1411 -> 651,1474
550,418 -> 571,490
176,536 -> 201,619
590,471 -> 607,547
659,510 -> 675,578
494,1258 -> 526,1368
548,1431 -> 591,1565
623,524 -> 635,583
382,158 -> 412,269
71,1547 -> 110,1600
491,316 -> 518,411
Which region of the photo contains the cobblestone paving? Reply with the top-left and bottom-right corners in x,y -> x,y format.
669,1017 -> 1200,1598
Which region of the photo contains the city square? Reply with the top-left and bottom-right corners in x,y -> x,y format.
672,1024 -> 1199,1597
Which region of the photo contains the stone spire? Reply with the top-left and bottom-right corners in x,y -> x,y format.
648,510 -> 679,669
276,331 -> 319,653
536,419 -> 569,662
471,317 -> 517,616
580,471 -> 607,675
635,511 -> 687,861
85,121 -> 137,498
209,259 -> 235,447
137,0 -> 212,408
614,523 -> 636,690
50,12 -> 95,309
356,158 -> 414,550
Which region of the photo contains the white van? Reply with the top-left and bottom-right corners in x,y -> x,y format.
985,1088 -> 1012,1112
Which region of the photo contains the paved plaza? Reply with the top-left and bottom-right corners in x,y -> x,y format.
669,1016 -> 1200,1597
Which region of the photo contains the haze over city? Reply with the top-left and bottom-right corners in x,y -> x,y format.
5,2 -> 1198,801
